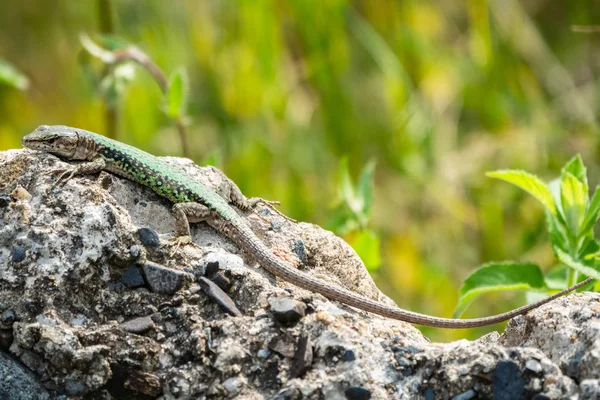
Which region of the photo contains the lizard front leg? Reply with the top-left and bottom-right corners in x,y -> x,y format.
50,157 -> 106,189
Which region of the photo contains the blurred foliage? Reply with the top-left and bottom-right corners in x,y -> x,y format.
1,0 -> 600,341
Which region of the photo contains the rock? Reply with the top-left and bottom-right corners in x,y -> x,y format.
0,350 -> 50,399
142,261 -> 192,295
120,315 -> 156,334
1,149 -> 599,398
10,245 -> 26,263
492,360 -> 525,400
137,227 -> 159,249
345,386 -> 371,400
198,277 -> 242,317
120,265 -> 145,288
268,296 -> 306,323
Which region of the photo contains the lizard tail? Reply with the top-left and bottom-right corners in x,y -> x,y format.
233,223 -> 592,328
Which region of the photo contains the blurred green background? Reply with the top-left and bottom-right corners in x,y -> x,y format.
1,0 -> 599,341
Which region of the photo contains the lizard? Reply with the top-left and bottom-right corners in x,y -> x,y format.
21,125 -> 594,328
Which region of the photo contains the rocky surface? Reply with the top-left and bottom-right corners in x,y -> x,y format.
0,148 -> 599,399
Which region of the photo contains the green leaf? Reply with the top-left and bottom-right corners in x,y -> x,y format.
560,172 -> 588,236
562,155 -> 588,190
555,247 -> 600,280
547,212 -> 569,253
581,185 -> 600,236
453,262 -> 547,318
164,67 -> 188,119
487,170 -> 556,215
350,229 -> 381,272
0,59 -> 29,90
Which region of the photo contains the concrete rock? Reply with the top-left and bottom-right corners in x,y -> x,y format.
0,149 -> 598,399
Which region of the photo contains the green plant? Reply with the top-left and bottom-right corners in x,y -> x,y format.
454,155 -> 598,317
328,158 -> 381,272
80,34 -> 191,156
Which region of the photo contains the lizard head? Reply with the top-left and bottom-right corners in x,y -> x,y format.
22,125 -> 81,159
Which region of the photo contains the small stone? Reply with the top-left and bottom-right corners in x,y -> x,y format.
257,348 -> 270,359
423,387 -> 435,400
138,228 -> 159,249
129,245 -> 141,258
452,389 -> 476,400
10,245 -> 26,263
121,266 -> 145,288
292,240 -> 308,263
525,359 -> 543,375
120,315 -> 155,334
198,277 -> 242,317
1,310 -> 16,326
222,376 -> 244,395
269,296 -> 306,323
290,334 -> 313,379
0,350 -> 50,399
345,386 -> 371,400
492,360 -> 525,400
142,262 -> 192,295
342,350 -> 356,361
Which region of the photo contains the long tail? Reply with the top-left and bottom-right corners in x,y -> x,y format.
232,222 -> 592,328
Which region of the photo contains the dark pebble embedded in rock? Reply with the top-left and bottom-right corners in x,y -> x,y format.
290,334 -> 313,379
292,240 -> 308,263
269,297 -> 307,323
120,315 -> 155,334
423,387 -> 435,400
492,360 -> 525,400
342,350 -> 356,361
345,387 -> 371,400
138,228 -> 159,248
10,246 -> 26,262
142,262 -> 192,295
452,389 -> 476,400
121,266 -> 145,288
198,277 -> 242,317
1,310 -> 16,326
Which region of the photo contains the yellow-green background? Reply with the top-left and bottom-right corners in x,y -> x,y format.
1,0 -> 599,341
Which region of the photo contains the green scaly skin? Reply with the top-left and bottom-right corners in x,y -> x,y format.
22,125 -> 593,328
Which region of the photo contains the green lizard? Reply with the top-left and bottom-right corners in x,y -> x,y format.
22,125 -> 592,328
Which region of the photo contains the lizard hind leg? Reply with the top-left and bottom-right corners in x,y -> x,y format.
171,202 -> 216,253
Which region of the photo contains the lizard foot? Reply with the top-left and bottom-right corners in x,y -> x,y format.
247,197 -> 297,224
169,235 -> 200,256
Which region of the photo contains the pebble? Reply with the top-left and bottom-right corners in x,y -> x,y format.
10,246 -> 26,263
268,296 -> 306,323
198,277 -> 242,317
138,228 -> 159,249
120,315 -> 156,334
121,266 -> 145,288
342,350 -> 356,361
292,240 -> 308,263
142,262 -> 192,295
344,386 -> 371,400
492,360 -> 524,400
